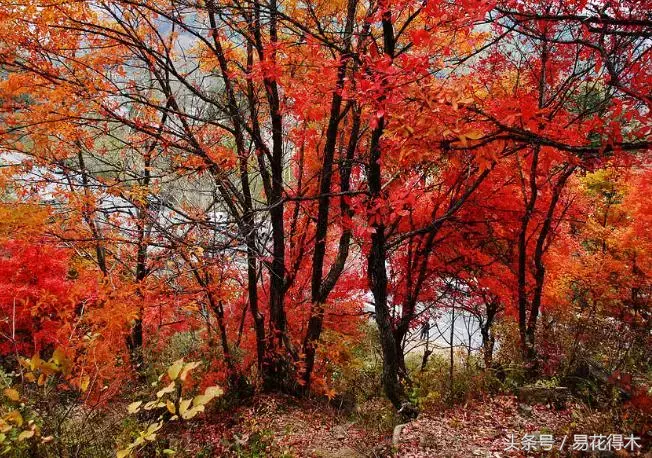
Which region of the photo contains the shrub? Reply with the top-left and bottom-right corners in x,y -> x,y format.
117,359 -> 223,457
408,353 -> 500,410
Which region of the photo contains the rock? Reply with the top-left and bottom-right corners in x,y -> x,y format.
332,425 -> 347,440
398,401 -> 419,419
518,403 -> 533,417
393,423 -> 408,446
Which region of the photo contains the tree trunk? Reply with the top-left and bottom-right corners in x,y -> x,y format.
127,151 -> 152,372
366,102 -> 409,409
480,300 -> 498,370
367,113 -> 415,416
301,0 -> 357,387
449,305 -> 455,405
482,330 -> 495,370
364,7 -> 416,418
368,226 -> 407,410
525,165 -> 576,377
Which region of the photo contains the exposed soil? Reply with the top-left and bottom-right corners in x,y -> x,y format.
177,394 -> 649,457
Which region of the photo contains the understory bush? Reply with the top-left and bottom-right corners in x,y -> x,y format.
407,353 -> 501,410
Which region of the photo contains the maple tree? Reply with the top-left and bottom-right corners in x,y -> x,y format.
544,166 -> 651,376
0,0 -> 649,425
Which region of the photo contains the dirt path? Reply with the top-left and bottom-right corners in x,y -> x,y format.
181,394 -> 647,457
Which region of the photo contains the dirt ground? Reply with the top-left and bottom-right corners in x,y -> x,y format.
179,394 -> 649,457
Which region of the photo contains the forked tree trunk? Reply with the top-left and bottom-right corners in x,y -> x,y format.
364,6 -> 418,418
480,300 -> 499,370
300,0 -> 359,390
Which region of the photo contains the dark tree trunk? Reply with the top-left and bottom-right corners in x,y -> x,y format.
208,2 -> 267,373
480,300 -> 499,370
518,44 -> 549,369
208,0 -> 294,389
365,76 -> 408,406
449,305 -> 455,405
517,146 -> 539,366
127,150 -> 153,372
363,6 -> 417,418
301,0 -> 357,389
366,108 -> 414,415
525,165 -> 576,376
368,221 -> 407,410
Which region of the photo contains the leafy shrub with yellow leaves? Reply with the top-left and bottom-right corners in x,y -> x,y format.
117,359 -> 223,457
0,349 -> 73,455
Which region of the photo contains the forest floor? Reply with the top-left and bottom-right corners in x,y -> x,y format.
176,393 -> 649,457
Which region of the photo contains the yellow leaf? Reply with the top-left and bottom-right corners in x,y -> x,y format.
127,401 -> 142,414
192,385 -> 222,407
178,398 -> 191,415
463,130 -> 484,140
156,381 -> 175,399
3,388 -> 19,402
166,400 -> 176,414
204,386 -> 223,398
50,348 -> 72,375
18,430 -> 34,441
192,394 -> 211,407
167,359 -> 184,381
144,421 -> 162,438
5,410 -> 23,427
51,348 -> 66,365
179,361 -> 200,382
37,373 -> 47,386
116,448 -> 132,458
181,405 -> 204,420
24,372 -> 36,383
80,375 -> 90,392
143,400 -> 165,410
29,353 -> 42,371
